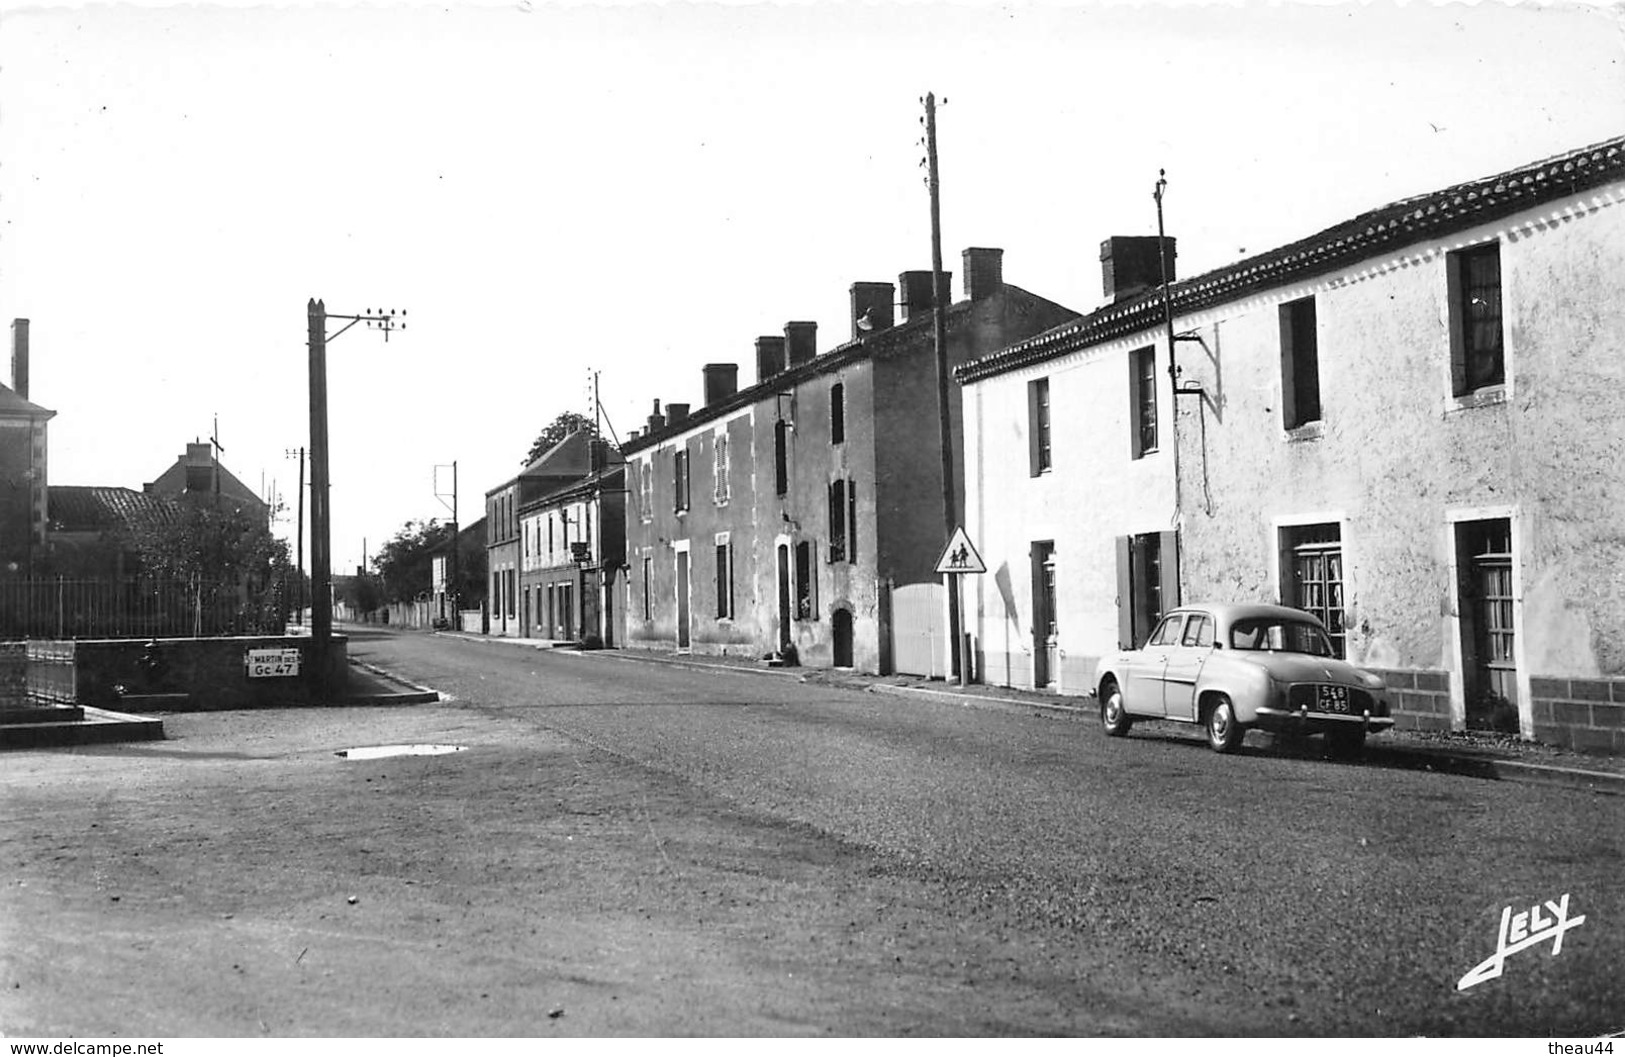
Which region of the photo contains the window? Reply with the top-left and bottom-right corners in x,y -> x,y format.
1130,346 -> 1158,458
638,460 -> 654,521
1279,296 -> 1321,429
1148,615 -> 1185,647
713,432 -> 731,504
506,569 -> 516,618
673,447 -> 690,513
1115,531 -> 1178,648
828,479 -> 847,562
830,384 -> 845,445
641,556 -> 653,621
1181,613 -> 1214,648
1281,523 -> 1345,658
1450,243 -> 1505,395
1028,377 -> 1051,475
774,420 -> 789,496
794,541 -> 815,620
715,541 -> 734,619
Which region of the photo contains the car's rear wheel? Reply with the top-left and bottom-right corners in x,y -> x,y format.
1205,694 -> 1243,753
1100,679 -> 1132,737
1325,726 -> 1367,758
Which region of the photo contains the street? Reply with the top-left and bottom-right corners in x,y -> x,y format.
3,626 -> 1621,1037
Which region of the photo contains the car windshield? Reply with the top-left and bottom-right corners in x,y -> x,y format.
1228,618 -> 1334,656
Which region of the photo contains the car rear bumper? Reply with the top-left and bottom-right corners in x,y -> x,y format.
1253,706 -> 1395,735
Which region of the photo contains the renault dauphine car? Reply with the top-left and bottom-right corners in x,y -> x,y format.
1092,603 -> 1394,755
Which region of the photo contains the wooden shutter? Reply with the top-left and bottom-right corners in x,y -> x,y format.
1158,530 -> 1181,614
1115,535 -> 1134,650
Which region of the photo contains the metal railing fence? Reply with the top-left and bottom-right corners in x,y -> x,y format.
0,577 -> 287,640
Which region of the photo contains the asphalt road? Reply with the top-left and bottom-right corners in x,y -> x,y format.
355,628 -> 1623,1036
3,626 -> 1620,1037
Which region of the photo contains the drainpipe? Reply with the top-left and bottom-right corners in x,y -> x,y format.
1155,170 -> 1183,607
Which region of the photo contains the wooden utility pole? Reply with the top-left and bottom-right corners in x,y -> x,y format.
924,91 -> 965,685
306,299 -> 404,700
307,300 -> 333,697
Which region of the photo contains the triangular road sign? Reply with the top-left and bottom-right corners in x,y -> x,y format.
934,526 -> 986,575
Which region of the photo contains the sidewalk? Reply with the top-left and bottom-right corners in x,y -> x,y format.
450,635 -> 1625,796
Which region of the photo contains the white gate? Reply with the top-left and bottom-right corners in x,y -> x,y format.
889,582 -> 946,678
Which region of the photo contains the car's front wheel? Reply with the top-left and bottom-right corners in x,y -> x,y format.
1205,694 -> 1243,753
1100,679 -> 1132,737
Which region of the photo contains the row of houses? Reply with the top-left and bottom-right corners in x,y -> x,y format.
483,134 -> 1625,755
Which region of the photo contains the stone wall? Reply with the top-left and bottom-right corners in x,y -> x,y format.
1531,676 -> 1625,755
25,635 -> 349,710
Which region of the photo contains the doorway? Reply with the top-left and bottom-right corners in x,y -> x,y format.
1456,518 -> 1518,733
1031,541 -> 1057,688
675,549 -> 691,650
776,543 -> 792,651
832,608 -> 854,668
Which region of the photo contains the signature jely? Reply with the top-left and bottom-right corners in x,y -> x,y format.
1458,893 -> 1586,992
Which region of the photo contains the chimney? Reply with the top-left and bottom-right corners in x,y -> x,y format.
702,363 -> 738,406
10,318 -> 29,399
755,336 -> 787,384
850,282 -> 895,341
962,248 -> 1004,301
666,402 -> 691,425
646,398 -> 666,434
785,321 -> 817,368
899,270 -> 952,321
1100,236 -> 1176,302
627,429 -> 641,443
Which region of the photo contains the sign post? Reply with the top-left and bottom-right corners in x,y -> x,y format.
934,527 -> 986,687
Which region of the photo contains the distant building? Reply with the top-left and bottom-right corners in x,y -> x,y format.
621,248 -> 1079,671
483,430 -> 603,637
144,441 -> 268,521
0,320 -> 55,577
44,486 -> 178,578
958,135 -> 1625,753
518,457 -> 625,645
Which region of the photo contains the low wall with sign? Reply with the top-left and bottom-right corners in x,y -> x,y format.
25,635 -> 350,711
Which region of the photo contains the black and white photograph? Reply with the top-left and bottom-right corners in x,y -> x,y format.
2,0 -> 1623,1043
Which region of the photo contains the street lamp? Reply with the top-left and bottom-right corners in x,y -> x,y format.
307,299 -> 405,700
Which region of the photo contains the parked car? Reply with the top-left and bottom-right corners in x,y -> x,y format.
1093,603 -> 1394,755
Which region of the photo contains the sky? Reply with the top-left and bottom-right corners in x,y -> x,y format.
2,0 -> 1622,577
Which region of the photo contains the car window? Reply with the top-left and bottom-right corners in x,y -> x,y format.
1229,618 -> 1333,656
1182,614 -> 1213,647
1147,615 -> 1185,647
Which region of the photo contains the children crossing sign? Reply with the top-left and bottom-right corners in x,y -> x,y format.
934,527 -> 986,575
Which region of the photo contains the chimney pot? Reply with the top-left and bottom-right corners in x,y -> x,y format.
646,398 -> 666,433
10,318 -> 29,400
702,363 -> 738,406
755,336 -> 787,384
1100,236 -> 1176,302
962,247 -> 1004,301
899,270 -> 952,321
850,282 -> 895,341
784,322 -> 817,368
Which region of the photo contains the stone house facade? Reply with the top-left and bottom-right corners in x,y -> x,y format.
483,430 -> 598,637
957,135 -> 1625,752
517,460 -> 625,645
621,249 -> 1078,671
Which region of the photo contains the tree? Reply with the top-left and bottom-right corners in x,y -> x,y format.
372,518 -> 454,604
123,499 -> 293,633
523,411 -> 597,466
126,500 -> 288,584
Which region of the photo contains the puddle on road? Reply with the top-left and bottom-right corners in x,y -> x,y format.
335,744 -> 468,760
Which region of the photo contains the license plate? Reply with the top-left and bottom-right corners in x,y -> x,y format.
1316,684 -> 1350,713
